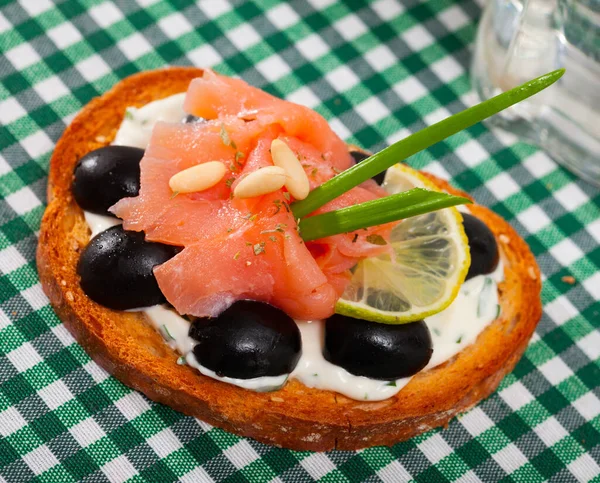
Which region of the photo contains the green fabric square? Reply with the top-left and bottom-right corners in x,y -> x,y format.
30,411 -> 67,441
139,459 -> 179,483
62,449 -> 99,480
109,421 -> 146,453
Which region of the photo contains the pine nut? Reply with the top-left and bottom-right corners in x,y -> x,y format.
234,166 -> 287,199
169,161 -> 227,194
270,139 -> 310,200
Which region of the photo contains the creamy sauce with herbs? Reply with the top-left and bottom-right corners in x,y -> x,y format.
82,94 -> 504,401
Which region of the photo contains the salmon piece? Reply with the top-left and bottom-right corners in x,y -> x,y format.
113,71 -> 393,320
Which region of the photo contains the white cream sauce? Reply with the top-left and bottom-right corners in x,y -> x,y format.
81,94 -> 505,401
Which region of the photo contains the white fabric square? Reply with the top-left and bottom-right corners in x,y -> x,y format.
135,0 -> 160,6
455,139 -> 488,167
0,246 -> 27,274
158,12 -> 193,39
287,86 -> 321,109
424,107 -> 451,126
425,161 -> 450,181
0,97 -> 26,125
89,2 -> 124,28
21,284 -> 48,311
326,65 -> 359,92
0,11 -> 10,34
0,154 -> 12,176
355,97 -> 389,125
47,22 -> 82,49
403,24 -> 434,51
76,54 -> 111,82
365,45 -> 396,72
492,444 -> 528,474
267,3 -> 300,30
38,380 -> 74,411
499,381 -> 534,411
459,407 -> 495,437
576,330 -> 600,362
523,152 -> 555,179
533,417 -> 568,447
102,456 -> 138,483
583,272 -> 600,299
334,14 -> 367,41
223,440 -> 260,469
22,445 -> 59,476
5,43 -> 41,70
0,407 -> 27,437
386,128 -> 410,146
438,5 -> 470,31
378,460 -> 412,482
328,118 -> 351,141
255,55 -> 291,82
115,392 -> 151,421
5,186 -> 41,215
180,467 -> 214,483
0,308 -> 11,331
147,428 -> 182,459
549,238 -> 583,266
538,357 -> 573,386
198,0 -> 231,19
84,360 -> 110,384
300,453 -> 336,480
187,44 -> 222,68
573,393 -> 600,421
296,34 -> 328,61
52,324 -> 75,347
554,183 -> 589,212
20,0 -> 53,16
430,56 -> 462,83
487,172 -> 520,201
568,453 -> 600,483
6,342 -> 42,373
586,219 -> 600,243
455,471 -> 482,483
118,33 -> 152,61
34,76 -> 69,103
371,0 -> 404,20
517,205 -> 551,233
70,418 -> 106,447
21,130 -> 53,159
544,296 -> 578,326
418,433 -> 453,464
228,23 -> 261,50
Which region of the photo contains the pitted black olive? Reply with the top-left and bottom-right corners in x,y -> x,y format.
72,146 -> 143,216
182,114 -> 205,124
324,314 -> 432,380
77,225 -> 179,310
189,300 -> 301,379
350,150 -> 386,185
462,213 -> 499,280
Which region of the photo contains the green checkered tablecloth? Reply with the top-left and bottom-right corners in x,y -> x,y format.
1,0 -> 599,481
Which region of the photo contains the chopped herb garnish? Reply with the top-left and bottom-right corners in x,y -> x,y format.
170,191 -> 180,199
225,177 -> 235,187
311,168 -> 318,177
386,381 -> 397,387
283,201 -> 290,213
313,373 -> 318,377
220,123 -> 233,147
332,167 -> 342,174
177,356 -> 186,365
364,393 -> 369,400
433,328 -> 441,336
283,192 -> 290,201
320,153 -> 326,161
161,325 -> 174,341
235,151 -> 244,162
244,212 -> 254,220
124,108 -> 135,120
227,228 -> 233,233
245,241 -> 252,246
352,233 -> 359,243
273,199 -> 282,215
366,234 -> 387,245
261,223 -> 287,235
249,214 -> 257,222
269,236 -> 277,242
477,277 -> 494,318
253,243 -> 265,255
229,163 -> 238,172
495,304 -> 501,319
233,251 -> 240,260
456,336 -> 463,344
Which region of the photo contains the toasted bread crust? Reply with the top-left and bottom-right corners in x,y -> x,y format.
37,67 -> 542,451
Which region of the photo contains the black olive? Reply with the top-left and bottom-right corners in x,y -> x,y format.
350,150 -> 386,185
77,225 -> 179,310
72,146 -> 143,216
182,114 -> 205,124
324,314 -> 432,380
189,300 -> 301,379
462,213 -> 499,280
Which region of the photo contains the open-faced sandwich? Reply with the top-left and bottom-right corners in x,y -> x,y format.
38,67 -> 548,451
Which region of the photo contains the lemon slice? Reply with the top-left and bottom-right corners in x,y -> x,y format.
335,164 -> 470,324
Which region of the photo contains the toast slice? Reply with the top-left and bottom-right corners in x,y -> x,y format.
37,67 -> 542,451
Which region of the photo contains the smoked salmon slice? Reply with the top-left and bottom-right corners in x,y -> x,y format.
111,70 -> 392,320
